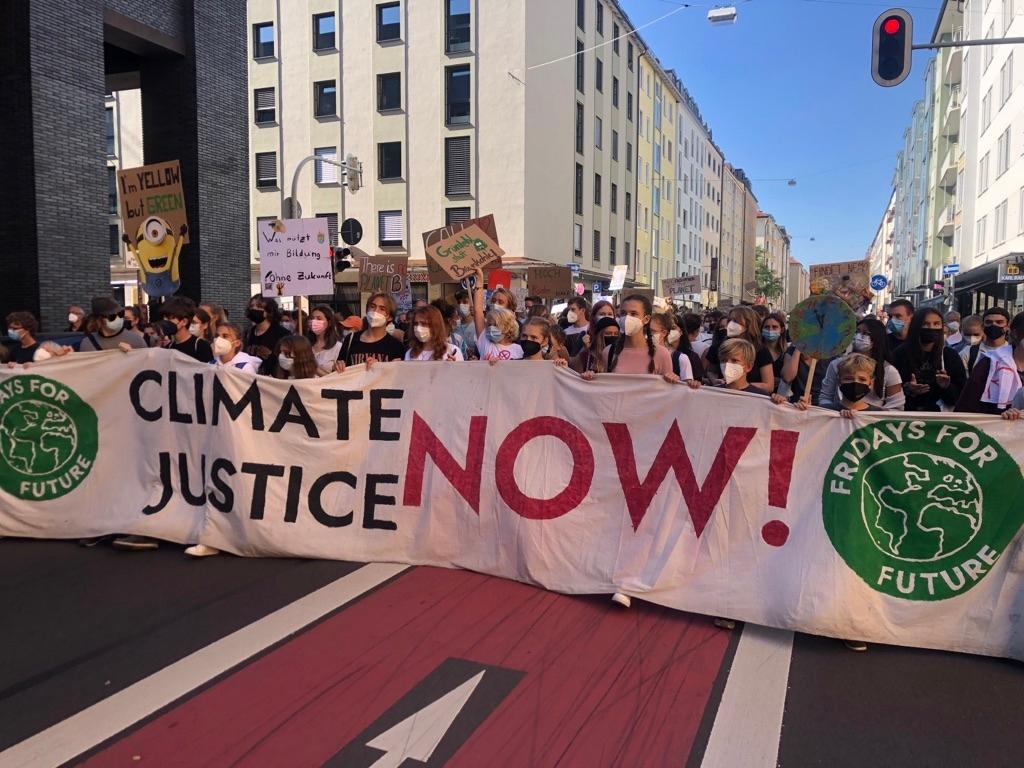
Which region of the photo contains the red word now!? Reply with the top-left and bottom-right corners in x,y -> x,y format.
403,413 -> 791,536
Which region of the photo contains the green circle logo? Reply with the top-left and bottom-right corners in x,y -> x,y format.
0,375 -> 98,501
823,420 -> 1024,601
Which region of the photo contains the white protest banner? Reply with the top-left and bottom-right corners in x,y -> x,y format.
258,218 -> 334,298
2,352 -> 1024,661
609,265 -> 628,292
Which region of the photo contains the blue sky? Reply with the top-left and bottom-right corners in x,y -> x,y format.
619,0 -> 942,266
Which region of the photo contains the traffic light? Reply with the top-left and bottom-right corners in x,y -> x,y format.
871,9 -> 913,87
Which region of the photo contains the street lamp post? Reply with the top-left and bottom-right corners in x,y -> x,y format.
282,153 -> 363,219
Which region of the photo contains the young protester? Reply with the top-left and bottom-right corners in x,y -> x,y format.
200,301 -> 228,327
955,308 -> 1023,414
562,298 -> 591,357
779,342 -> 830,405
571,316 -> 619,373
714,338 -> 771,396
280,312 -> 298,334
5,312 -> 52,364
718,307 -> 774,392
886,299 -> 915,350
489,285 -> 518,314
79,297 -> 148,352
960,307 -> 1010,376
822,354 -> 888,418
244,295 -> 289,371
430,299 -> 469,359
819,317 -> 904,410
547,322 -> 571,362
471,269 -> 524,361
405,305 -> 464,361
957,314 -> 984,358
162,299 -> 214,363
520,318 -> 568,365
892,307 -> 966,412
649,312 -> 681,351
672,317 -> 706,383
761,312 -> 788,384
123,305 -> 143,332
211,322 -> 262,374
944,311 -> 963,349
601,295 -> 676,378
336,293 -> 406,369
703,314 -> 731,379
453,289 -> 478,359
190,307 -> 216,344
272,335 -> 318,379
66,306 -> 86,333
306,304 -> 343,375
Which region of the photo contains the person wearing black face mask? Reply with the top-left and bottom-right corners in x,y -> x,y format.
243,294 -> 288,373
955,307 -> 1023,414
893,308 -> 966,412
824,354 -> 887,418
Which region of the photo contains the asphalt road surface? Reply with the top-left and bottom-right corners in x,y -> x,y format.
1,539 -> 1021,767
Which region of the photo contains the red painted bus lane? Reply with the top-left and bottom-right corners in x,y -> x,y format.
82,567 -> 731,767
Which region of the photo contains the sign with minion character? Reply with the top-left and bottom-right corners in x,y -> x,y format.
117,160 -> 189,298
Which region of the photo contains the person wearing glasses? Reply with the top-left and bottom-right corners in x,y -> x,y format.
78,296 -> 147,352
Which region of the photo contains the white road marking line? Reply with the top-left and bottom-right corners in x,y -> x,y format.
700,624 -> 795,768
0,562 -> 409,768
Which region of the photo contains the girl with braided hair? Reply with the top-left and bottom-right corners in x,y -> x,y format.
605,295 -> 673,376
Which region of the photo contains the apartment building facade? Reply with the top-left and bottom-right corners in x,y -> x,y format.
672,79 -> 708,308
719,163 -> 757,306
867,192 -> 897,310
786,258 -> 809,311
702,140 -> 724,306
756,212 -> 791,310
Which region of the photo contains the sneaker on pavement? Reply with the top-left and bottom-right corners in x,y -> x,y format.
112,535 -> 159,551
185,544 -> 220,558
610,592 -> 631,608
713,618 -> 736,630
843,639 -> 868,652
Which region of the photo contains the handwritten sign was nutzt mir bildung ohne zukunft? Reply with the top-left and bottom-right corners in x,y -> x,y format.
258,218 -> 334,298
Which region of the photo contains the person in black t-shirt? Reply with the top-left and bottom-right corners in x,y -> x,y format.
5,311 -> 46,364
244,295 -> 289,373
336,293 -> 405,370
162,298 -> 213,363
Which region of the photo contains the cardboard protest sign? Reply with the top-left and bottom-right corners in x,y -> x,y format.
609,265 -> 628,292
528,266 -> 573,300
425,224 -> 505,281
809,259 -> 873,312
258,218 -> 333,298
422,215 -> 501,284
117,160 -> 189,297
662,276 -> 701,296
358,255 -> 408,295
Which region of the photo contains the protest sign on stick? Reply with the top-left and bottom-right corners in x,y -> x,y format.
788,293 -> 858,405
425,224 -> 504,282
528,267 -> 573,300
258,218 -> 334,299
358,256 -> 408,296
422,215 -> 501,284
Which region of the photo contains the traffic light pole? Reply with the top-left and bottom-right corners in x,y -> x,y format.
912,37 -> 1024,50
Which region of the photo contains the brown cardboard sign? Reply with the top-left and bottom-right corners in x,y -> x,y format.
358,255 -> 408,295
527,266 -> 573,299
422,215 -> 500,284
425,224 -> 505,281
117,160 -> 189,246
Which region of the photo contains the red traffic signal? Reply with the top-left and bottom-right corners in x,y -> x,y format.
872,8 -> 913,87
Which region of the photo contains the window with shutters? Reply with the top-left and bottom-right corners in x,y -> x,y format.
594,173 -> 602,206
317,212 -> 339,246
627,42 -> 634,70
576,40 -> 585,93
446,207 -> 472,226
315,147 -> 338,184
314,80 -> 336,117
108,166 -> 117,213
445,136 -> 471,196
105,108 -> 115,155
313,13 -> 335,51
574,163 -> 584,215
611,183 -> 618,213
575,102 -> 584,155
593,230 -> 601,264
377,3 -> 401,42
612,130 -> 618,161
253,22 -> 274,58
573,223 -> 582,259
627,92 -> 633,121
378,142 -> 402,180
445,65 -> 471,125
596,58 -> 603,92
609,236 -> 617,265
379,210 -> 404,247
594,115 -> 602,149
625,191 -> 632,220
612,77 -> 619,108
254,88 -> 275,124
378,73 -> 401,111
255,152 -> 277,188
446,0 -> 471,53
613,24 -> 620,53
109,224 -> 120,255
626,142 -> 632,171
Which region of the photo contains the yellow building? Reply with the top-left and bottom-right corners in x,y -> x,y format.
635,53 -> 680,292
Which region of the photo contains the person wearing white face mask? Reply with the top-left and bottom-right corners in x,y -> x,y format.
161,298 -> 213,363
819,318 -> 905,410
305,304 -> 343,375
272,335 -> 317,379
66,305 -> 86,333
470,268 -> 525,361
210,322 -> 261,374
404,306 -> 464,361
562,298 -> 591,357
944,310 -> 963,349
335,293 -> 406,371
452,289 -> 478,359
79,296 -> 147,353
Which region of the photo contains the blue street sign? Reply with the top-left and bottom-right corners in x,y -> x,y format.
593,282 -> 603,293
566,263 -> 581,276
869,274 -> 889,291
943,263 -> 960,276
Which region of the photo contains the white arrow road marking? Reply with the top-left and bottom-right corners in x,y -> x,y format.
367,671 -> 485,768
700,625 -> 794,768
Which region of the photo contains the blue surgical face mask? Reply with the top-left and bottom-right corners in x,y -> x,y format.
487,326 -> 503,342
762,329 -> 781,342
888,318 -> 905,333
7,329 -> 22,341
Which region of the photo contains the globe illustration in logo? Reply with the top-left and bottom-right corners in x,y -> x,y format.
861,453 -> 982,563
0,399 -> 78,476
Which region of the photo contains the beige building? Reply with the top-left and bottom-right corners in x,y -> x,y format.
246,0 -> 644,303
719,163 -> 757,306
756,211 -> 791,310
105,89 -> 144,306
702,141 -> 724,305
786,258 -> 809,311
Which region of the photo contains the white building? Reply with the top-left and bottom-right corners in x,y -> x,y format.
245,0 -> 644,302
674,79 -> 709,308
